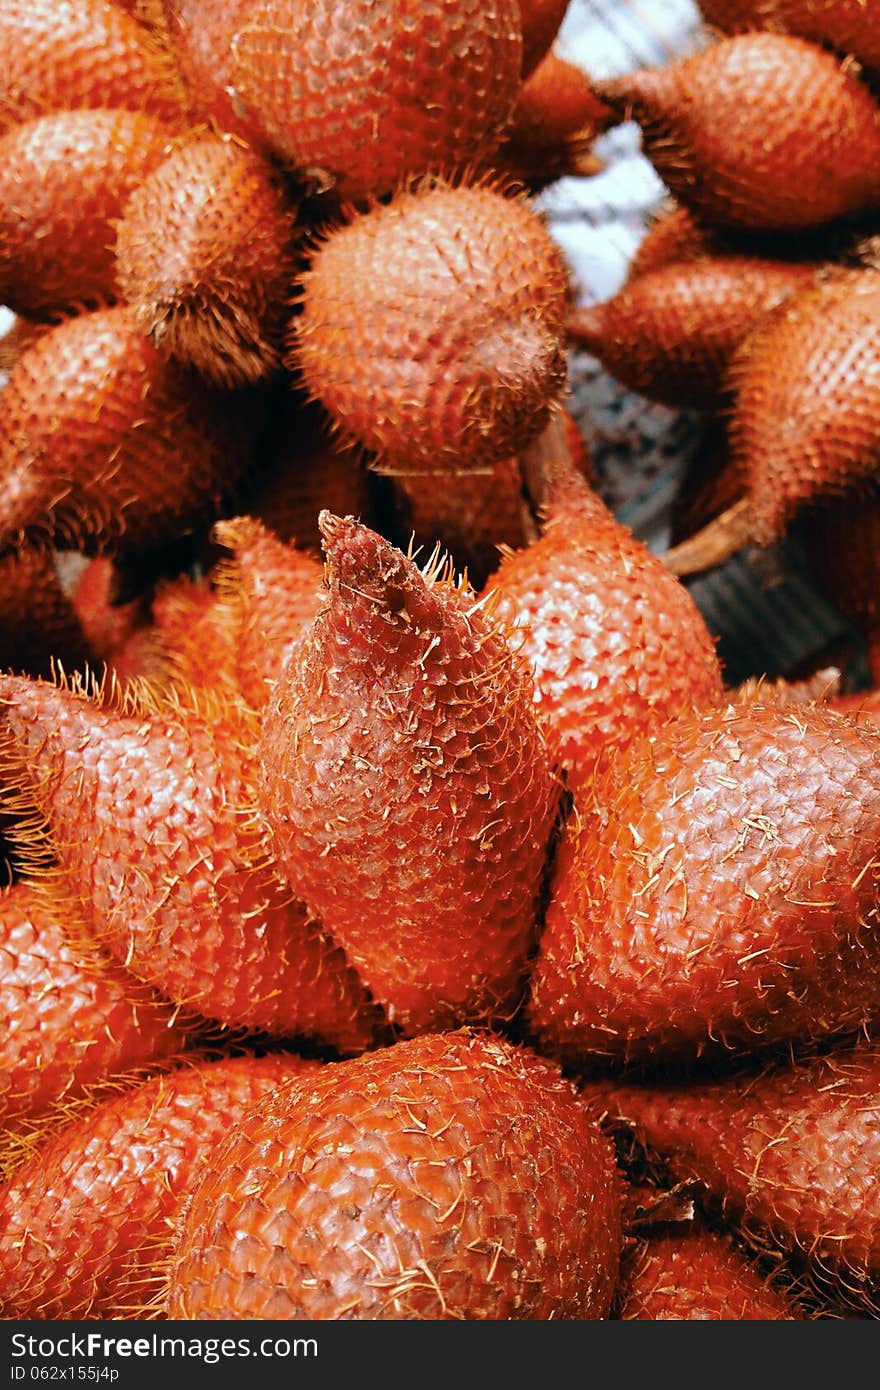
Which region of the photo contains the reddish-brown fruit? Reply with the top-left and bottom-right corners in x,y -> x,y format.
390,456 -> 529,592
595,33 -> 880,232
245,399 -> 378,552
211,517 -> 325,709
168,1030 -> 623,1320
116,134 -> 302,387
588,1042 -> 880,1306
258,515 -> 560,1034
0,109 -> 173,320
141,572 -> 240,704
486,432 -> 722,791
227,0 -> 522,201
528,697 -> 880,1066
626,203 -> 720,281
0,548 -> 93,680
616,1221 -> 796,1319
0,305 -> 258,561
293,182 -> 569,474
0,673 -> 381,1052
0,0 -> 183,132
800,484 -> 880,631
0,880 -> 189,1131
0,1053 -> 314,1319
668,418 -> 746,546
664,270 -> 880,574
495,50 -> 615,187
70,556 -> 153,670
568,256 -> 819,409
699,0 -> 880,71
157,0 -> 266,144
519,0 -> 571,77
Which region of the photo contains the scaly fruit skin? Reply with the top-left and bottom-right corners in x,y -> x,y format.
730,270 -> 880,544
0,880 -> 188,1130
699,0 -> 880,71
588,1043 -> 880,1304
259,515 -> 560,1034
168,1030 -> 623,1320
487,468 -> 722,792
0,305 -> 257,561
70,556 -> 153,671
0,1053 -> 314,1319
116,134 -> 302,388
158,0 -> 266,144
568,256 -> 819,409
595,33 -> 880,232
0,0 -> 183,131
528,698 -> 880,1067
0,109 -> 173,320
616,1225 -> 795,1319
0,674 -> 381,1053
212,517 -> 325,709
293,182 -> 569,475
227,0 -> 522,201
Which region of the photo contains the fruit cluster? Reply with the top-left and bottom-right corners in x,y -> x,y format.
1,0 -> 879,1324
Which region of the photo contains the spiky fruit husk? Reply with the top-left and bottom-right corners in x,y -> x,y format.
258,515 -> 560,1035
615,1217 -> 796,1319
211,516 -> 325,709
0,305 -> 258,561
0,109 -> 173,320
0,548 -> 93,680
0,0 -> 183,132
139,572 -> 240,704
0,880 -> 189,1131
493,50 -> 615,188
595,33 -> 880,232
157,0 -> 267,145
568,256 -> 819,409
527,698 -> 880,1068
390,456 -> 529,592
227,0 -> 522,201
729,269 -> 880,545
699,0 -> 880,71
293,181 -> 569,475
0,1052 -> 315,1319
244,397 -> 378,552
116,134 -> 302,388
587,1042 -> 880,1309
487,460 -> 722,792
0,673 -> 381,1052
167,1030 -> 623,1320
519,0 -> 571,77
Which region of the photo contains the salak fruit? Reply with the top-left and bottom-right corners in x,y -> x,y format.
0,671 -> 381,1052
0,1052 -> 315,1319
527,696 -> 880,1066
166,1030 -> 623,1320
292,179 -> 569,474
258,513 -> 560,1034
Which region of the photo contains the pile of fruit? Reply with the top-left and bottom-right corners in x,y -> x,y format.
1,0 -> 880,1323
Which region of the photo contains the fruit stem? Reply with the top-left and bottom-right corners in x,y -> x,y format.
662,497 -> 752,576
